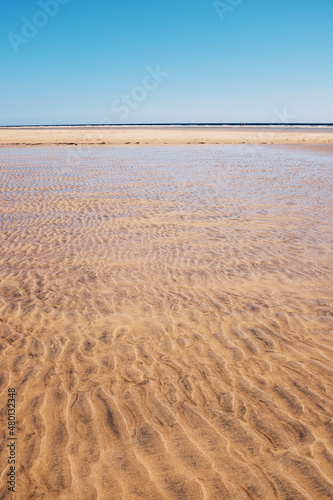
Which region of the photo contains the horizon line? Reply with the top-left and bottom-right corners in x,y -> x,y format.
1,122 -> 333,128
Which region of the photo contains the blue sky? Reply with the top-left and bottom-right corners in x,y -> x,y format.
1,0 -> 332,125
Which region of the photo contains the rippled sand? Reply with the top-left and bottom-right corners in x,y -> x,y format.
0,146 -> 333,499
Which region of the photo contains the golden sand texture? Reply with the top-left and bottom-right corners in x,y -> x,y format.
0,125 -> 333,146
0,145 -> 333,499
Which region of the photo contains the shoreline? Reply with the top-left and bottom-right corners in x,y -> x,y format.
1,125 -> 333,146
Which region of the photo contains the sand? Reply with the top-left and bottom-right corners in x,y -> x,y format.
0,145 -> 333,499
0,125 -> 333,146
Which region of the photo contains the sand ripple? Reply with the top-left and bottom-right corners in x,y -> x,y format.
0,146 -> 333,499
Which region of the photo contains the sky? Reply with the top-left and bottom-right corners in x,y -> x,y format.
1,0 -> 332,125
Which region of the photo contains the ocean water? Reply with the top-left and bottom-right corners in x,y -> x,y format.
2,123 -> 333,128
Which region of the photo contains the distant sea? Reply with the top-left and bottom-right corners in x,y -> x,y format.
2,123 -> 333,128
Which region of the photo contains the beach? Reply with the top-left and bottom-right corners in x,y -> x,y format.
0,144 -> 333,499
1,125 -> 333,147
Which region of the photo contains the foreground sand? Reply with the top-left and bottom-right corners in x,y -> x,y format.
0,145 -> 333,499
1,125 -> 333,146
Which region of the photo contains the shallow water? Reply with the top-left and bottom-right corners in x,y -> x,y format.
0,146 -> 333,499
2,145 -> 332,202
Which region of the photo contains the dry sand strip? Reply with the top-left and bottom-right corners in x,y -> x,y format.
1,125 -> 333,146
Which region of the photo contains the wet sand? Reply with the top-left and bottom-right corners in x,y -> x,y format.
1,125 -> 333,146
0,145 -> 333,499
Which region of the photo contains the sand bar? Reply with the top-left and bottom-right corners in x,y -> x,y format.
1,125 -> 333,146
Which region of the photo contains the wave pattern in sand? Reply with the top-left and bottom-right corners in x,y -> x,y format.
0,146 -> 333,499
